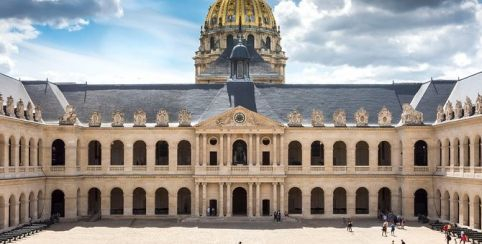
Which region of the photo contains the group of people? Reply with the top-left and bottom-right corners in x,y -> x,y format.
206,207 -> 216,216
273,210 -> 282,222
441,223 -> 468,244
382,221 -> 397,237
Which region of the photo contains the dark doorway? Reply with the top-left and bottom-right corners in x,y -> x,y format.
177,188 -> 191,215
88,188 -> 101,215
262,152 -> 270,165
51,190 -> 65,217
288,188 -> 302,214
232,187 -> 247,216
378,187 -> 391,214
209,200 -> 217,216
414,189 -> 428,216
262,200 -> 270,216
209,152 -> 218,166
232,140 -> 247,165
155,188 -> 169,215
51,139 -> 65,166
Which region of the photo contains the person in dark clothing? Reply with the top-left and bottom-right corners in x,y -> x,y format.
347,220 -> 353,232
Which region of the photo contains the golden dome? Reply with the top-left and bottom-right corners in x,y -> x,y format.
205,0 -> 277,29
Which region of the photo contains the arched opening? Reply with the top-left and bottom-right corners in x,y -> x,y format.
474,196 -> 481,229
210,36 -> 215,50
311,188 -> 324,214
110,188 -> 123,215
247,34 -> 255,48
311,141 -> 324,165
8,195 -> 16,227
476,136 -> 482,167
232,140 -> 247,165
333,187 -> 347,214
462,194 -> 470,226
75,140 -> 80,167
414,189 -> 428,216
333,141 -> 347,166
155,141 -> 169,165
288,187 -> 302,214
133,141 -> 146,166
463,137 -> 470,167
177,140 -> 191,165
227,34 -> 234,49
51,139 -> 65,166
266,36 -> 271,50
288,141 -> 302,166
88,140 -> 102,165
232,187 -> 247,216
133,188 -> 146,215
443,191 -> 450,221
453,193 -> 460,223
8,136 -> 15,166
19,137 -> 25,166
414,140 -> 428,166
356,187 -> 369,214
355,141 -> 369,166
19,193 -> 26,224
28,192 -> 35,220
177,188 -> 191,215
28,138 -> 34,166
76,189 -> 80,217
110,140 -> 124,165
438,140 -> 442,166
454,138 -> 460,166
51,190 -> 65,217
155,188 -> 169,215
88,188 -> 101,215
0,135 -> 5,166
378,187 -> 391,214
37,140 -> 43,166
0,196 -> 5,229
37,191 -> 43,219
378,141 -> 391,166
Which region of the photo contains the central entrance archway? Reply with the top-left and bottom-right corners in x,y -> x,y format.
232,187 -> 247,216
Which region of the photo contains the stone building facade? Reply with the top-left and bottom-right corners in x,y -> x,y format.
0,0 -> 481,235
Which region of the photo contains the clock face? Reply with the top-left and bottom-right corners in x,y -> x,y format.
234,112 -> 246,124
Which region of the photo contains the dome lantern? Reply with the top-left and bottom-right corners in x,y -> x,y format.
229,39 -> 251,81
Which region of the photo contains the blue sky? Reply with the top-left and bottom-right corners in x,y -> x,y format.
0,0 -> 481,84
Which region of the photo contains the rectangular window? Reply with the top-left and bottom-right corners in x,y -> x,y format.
209,151 -> 218,166
262,151 -> 270,165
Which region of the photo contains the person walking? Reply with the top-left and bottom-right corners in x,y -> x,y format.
382,221 -> 388,237
445,233 -> 452,244
347,220 -> 353,232
390,223 -> 396,236
460,231 -> 468,244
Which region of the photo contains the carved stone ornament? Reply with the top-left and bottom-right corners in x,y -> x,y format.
15,99 -> 25,119
311,109 -> 324,127
436,105 -> 445,123
378,106 -> 392,126
445,101 -> 454,120
156,109 -> 169,127
333,109 -> 346,127
454,100 -> 463,119
477,94 -> 482,115
464,96 -> 473,117
59,105 -> 77,125
6,96 -> 14,117
111,111 -> 125,127
178,108 -> 192,127
401,103 -> 423,125
287,110 -> 303,127
34,106 -> 42,122
26,102 -> 34,120
89,112 -> 102,127
0,94 -> 4,115
355,107 -> 369,127
133,109 -> 147,127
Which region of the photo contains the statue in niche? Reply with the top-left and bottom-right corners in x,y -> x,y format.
477,94 -> 482,114
464,96 -> 473,117
112,111 -> 125,127
233,142 -> 247,165
178,108 -> 192,127
288,110 -> 303,127
59,105 -> 77,125
26,102 -> 34,120
156,109 -> 169,127
15,99 -> 25,119
378,106 -> 392,126
0,94 -> 4,115
6,96 -> 14,117
454,100 -> 463,119
355,107 -> 369,127
401,103 -> 423,125
89,112 -> 102,127
436,105 -> 445,123
133,109 -> 147,127
311,109 -> 324,127
333,109 -> 346,127
445,101 -> 454,120
34,106 -> 42,122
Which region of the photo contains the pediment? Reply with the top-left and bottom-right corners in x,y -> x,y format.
195,106 -> 284,129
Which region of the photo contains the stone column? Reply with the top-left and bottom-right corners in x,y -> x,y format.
325,190 -> 333,217
101,145 -> 110,171
471,139 -> 477,171
272,183 -> 278,212
219,183 -> 224,217
124,143 -> 133,172
369,193 -> 378,217
194,183 -> 200,216
248,134 -> 253,165
471,200 -> 480,229
460,198 -> 469,226
226,183 -> 232,217
203,134 -> 207,166
78,192 -> 88,217
441,195 -> 448,220
195,134 -> 200,166
442,142 -> 449,167
0,140 -> 7,167
248,183 -> 253,217
31,144 -> 38,167
64,195 -> 77,219
146,144 -> 155,171
124,193 -> 133,216
280,136 -> 285,167
227,135 -> 232,166
169,143 -> 178,172
451,140 -> 457,168
347,192 -> 355,216
325,143 -> 333,172
146,191 -> 155,216
273,134 -> 278,165
302,142 -> 310,171
302,187 -> 310,217
256,135 -> 260,166
168,191 -> 176,216
219,134 -> 224,166
2,202 -> 8,228
403,194 -> 414,219
65,141 -> 77,174
347,143 -> 355,174
101,193 -> 110,217
202,183 -> 207,217
369,143 -> 378,172
280,183 -> 285,215
30,196 -> 38,220
255,183 -> 261,217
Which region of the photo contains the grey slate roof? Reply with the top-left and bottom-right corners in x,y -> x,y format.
412,80 -> 457,123
446,72 -> 482,106
0,74 -> 34,107
22,81 -> 66,122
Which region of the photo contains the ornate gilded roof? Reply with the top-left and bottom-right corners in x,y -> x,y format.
205,0 -> 277,29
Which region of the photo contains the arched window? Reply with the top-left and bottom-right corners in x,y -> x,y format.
155,141 -> 169,165
51,190 -> 65,217
87,188 -> 101,215
88,140 -> 102,165
438,140 -> 442,166
288,141 -> 302,165
266,36 -> 271,50
355,141 -> 369,166
177,188 -> 191,215
227,35 -> 234,49
110,188 -> 123,215
133,141 -> 146,166
288,187 -> 302,214
311,141 -> 324,165
133,188 -> 146,215
210,36 -> 215,50
232,140 -> 247,165
37,140 -> 43,166
414,140 -> 428,166
9,136 -> 15,167
177,140 -> 191,165
356,187 -> 369,214
478,136 -> 482,167
28,192 -> 35,220
19,137 -> 25,166
378,141 -> 391,166
333,187 -> 347,214
447,140 -> 452,166
110,140 -> 124,165
51,139 -> 65,166
247,35 -> 255,48
463,137 -> 470,167
378,187 -> 391,213
311,188 -> 324,214
8,195 -> 16,227
454,138 -> 460,166
414,189 -> 428,216
19,193 -> 26,224
333,141 -> 347,166
28,139 -> 34,166
0,135 -> 4,167
155,188 -> 169,215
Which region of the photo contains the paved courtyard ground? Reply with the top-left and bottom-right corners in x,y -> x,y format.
17,218 -> 447,244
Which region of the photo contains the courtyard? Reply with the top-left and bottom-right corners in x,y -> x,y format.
16,218 -> 446,244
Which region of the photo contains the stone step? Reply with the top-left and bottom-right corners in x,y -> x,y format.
180,216 -> 299,223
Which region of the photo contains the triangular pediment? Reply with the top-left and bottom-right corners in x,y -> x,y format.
195,106 -> 284,129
